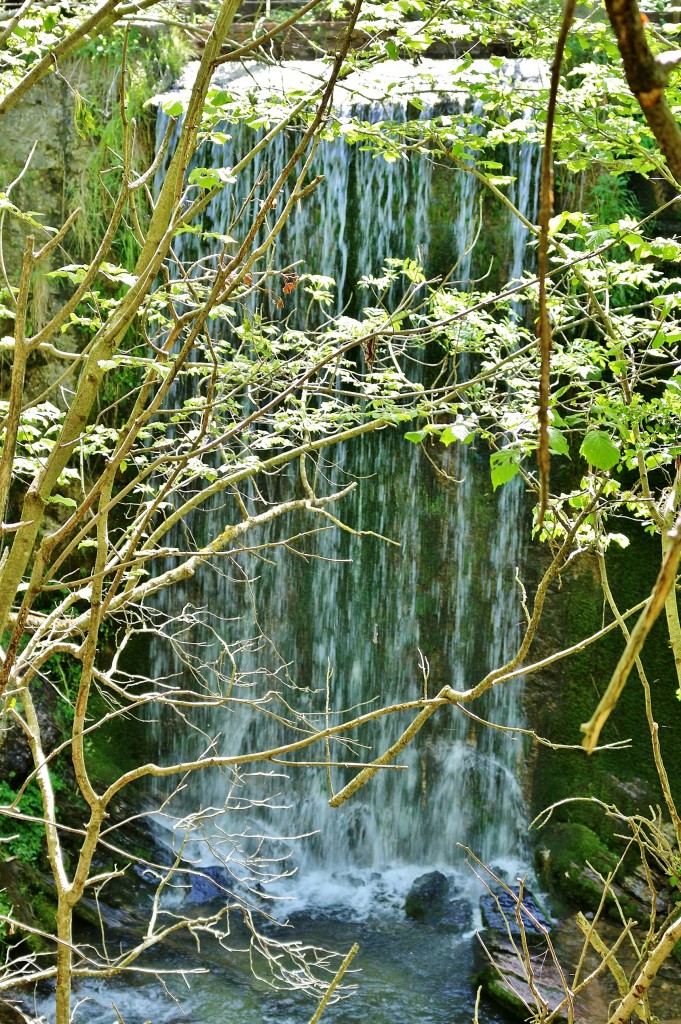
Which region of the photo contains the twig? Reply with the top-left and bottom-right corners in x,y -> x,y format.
308,943 -> 359,1024
537,0 -> 577,523
608,914 -> 681,1023
581,512 -> 681,752
575,912 -> 646,1021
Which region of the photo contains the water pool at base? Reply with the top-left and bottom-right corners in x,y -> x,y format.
31,867 -> 517,1024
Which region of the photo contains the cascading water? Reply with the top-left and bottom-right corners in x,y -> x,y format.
150,59 -> 542,910
27,57 -> 546,1024
508,107 -> 541,290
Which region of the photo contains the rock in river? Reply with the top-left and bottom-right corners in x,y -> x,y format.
474,886 -> 568,1022
404,871 -> 473,931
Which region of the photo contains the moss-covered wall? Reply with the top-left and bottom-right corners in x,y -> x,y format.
0,30 -> 179,792
525,523 -> 681,908
427,159 -> 515,289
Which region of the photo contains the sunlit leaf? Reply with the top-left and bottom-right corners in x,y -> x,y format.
580,430 -> 620,471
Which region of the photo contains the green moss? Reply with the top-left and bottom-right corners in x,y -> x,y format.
0,890 -> 10,946
69,26 -> 190,268
527,520 -> 681,919
83,682 -> 150,792
554,822 -> 615,872
19,880 -> 57,943
538,822 -> 641,921
530,527 -> 681,845
0,780 -> 46,866
485,976 -> 528,1018
427,162 -> 509,290
0,861 -> 56,954
540,822 -> 617,905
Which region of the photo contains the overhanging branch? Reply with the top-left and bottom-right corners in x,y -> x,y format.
605,0 -> 681,183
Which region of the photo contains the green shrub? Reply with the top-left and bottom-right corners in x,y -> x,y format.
0,780 -> 46,866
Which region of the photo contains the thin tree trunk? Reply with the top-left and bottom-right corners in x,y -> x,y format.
54,901 -> 73,1024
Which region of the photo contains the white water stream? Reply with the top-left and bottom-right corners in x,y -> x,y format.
148,60 -> 541,916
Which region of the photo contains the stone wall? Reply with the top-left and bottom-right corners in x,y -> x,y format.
0,67 -> 94,403
1,69 -> 91,282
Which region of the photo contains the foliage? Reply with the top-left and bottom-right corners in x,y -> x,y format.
69,25 -> 191,266
0,780 -> 46,866
0,892 -> 9,946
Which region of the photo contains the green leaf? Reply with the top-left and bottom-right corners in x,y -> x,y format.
188,166 -> 236,189
548,426 -> 570,458
202,231 -> 237,245
548,210 -> 586,235
99,262 -> 138,287
490,450 -> 520,489
606,532 -> 630,549
404,430 -> 427,443
162,99 -> 184,117
209,89 -> 232,106
580,430 -> 620,471
653,328 -> 681,349
47,494 -> 77,508
440,423 -> 474,446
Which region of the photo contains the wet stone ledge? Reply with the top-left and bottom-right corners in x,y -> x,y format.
201,18 -> 519,61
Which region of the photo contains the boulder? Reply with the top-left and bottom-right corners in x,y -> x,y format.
474,887 -> 564,1021
473,927 -> 568,1022
0,1001 -> 38,1024
404,871 -> 473,931
405,871 -> 448,921
184,864 -> 236,904
441,896 -> 474,932
535,822 -> 654,920
480,886 -> 550,938
0,684 -> 61,785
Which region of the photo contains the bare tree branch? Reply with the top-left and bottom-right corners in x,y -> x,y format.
581,512 -> 681,753
605,0 -> 681,183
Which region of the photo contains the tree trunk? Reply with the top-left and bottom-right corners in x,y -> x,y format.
54,901 -> 73,1024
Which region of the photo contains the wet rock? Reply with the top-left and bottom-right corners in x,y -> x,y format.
0,1000 -> 38,1024
0,859 -> 56,952
184,864 -> 237,904
0,682 -> 61,785
620,863 -> 668,915
440,896 -> 473,931
405,871 -> 448,921
474,887 -> 564,1021
480,886 -> 550,937
536,823 -> 625,915
535,823 -> 664,921
473,927 -> 568,1022
404,872 -> 472,931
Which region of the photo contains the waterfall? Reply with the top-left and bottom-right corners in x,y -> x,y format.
150,59 -> 540,909
155,104 -> 438,320
508,107 -> 541,289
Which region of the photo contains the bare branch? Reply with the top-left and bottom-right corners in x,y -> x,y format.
581,512 -> 681,752
605,0 -> 681,183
